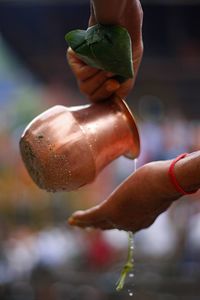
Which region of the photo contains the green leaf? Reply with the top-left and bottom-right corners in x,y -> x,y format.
65,30 -> 86,50
65,24 -> 134,80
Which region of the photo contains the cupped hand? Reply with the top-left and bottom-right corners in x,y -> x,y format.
68,160 -> 182,233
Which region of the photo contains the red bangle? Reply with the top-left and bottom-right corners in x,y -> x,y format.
168,153 -> 196,196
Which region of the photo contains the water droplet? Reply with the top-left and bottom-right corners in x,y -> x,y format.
133,159 -> 137,172
129,273 -> 134,278
128,290 -> 134,297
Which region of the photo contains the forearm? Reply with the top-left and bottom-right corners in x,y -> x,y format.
90,0 -> 127,25
89,0 -> 143,43
89,0 -> 143,73
175,151 -> 200,193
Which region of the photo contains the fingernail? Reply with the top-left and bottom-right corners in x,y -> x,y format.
106,80 -> 120,92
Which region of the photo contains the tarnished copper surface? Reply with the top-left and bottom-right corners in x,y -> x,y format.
20,96 -> 140,192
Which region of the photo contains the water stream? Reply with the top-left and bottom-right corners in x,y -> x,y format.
116,160 -> 137,294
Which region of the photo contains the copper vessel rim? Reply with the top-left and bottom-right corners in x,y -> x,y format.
116,97 -> 140,159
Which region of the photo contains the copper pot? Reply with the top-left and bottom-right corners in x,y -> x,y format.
20,97 -> 140,192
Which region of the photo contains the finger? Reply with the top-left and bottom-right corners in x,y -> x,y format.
67,48 -> 99,81
116,78 -> 133,99
68,216 -> 114,230
78,70 -> 117,97
68,206 -> 102,226
68,205 -> 114,230
93,221 -> 114,230
90,79 -> 120,102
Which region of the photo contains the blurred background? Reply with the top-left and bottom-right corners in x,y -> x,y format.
0,0 -> 200,299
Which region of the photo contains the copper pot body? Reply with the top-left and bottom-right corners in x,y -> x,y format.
20,97 -> 140,192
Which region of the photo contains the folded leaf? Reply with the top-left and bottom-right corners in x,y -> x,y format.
65,24 -> 134,81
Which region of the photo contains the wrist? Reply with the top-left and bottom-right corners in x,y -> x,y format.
174,151 -> 200,193
89,0 -> 143,71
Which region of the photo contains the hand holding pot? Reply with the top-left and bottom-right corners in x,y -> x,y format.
67,0 -> 143,102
